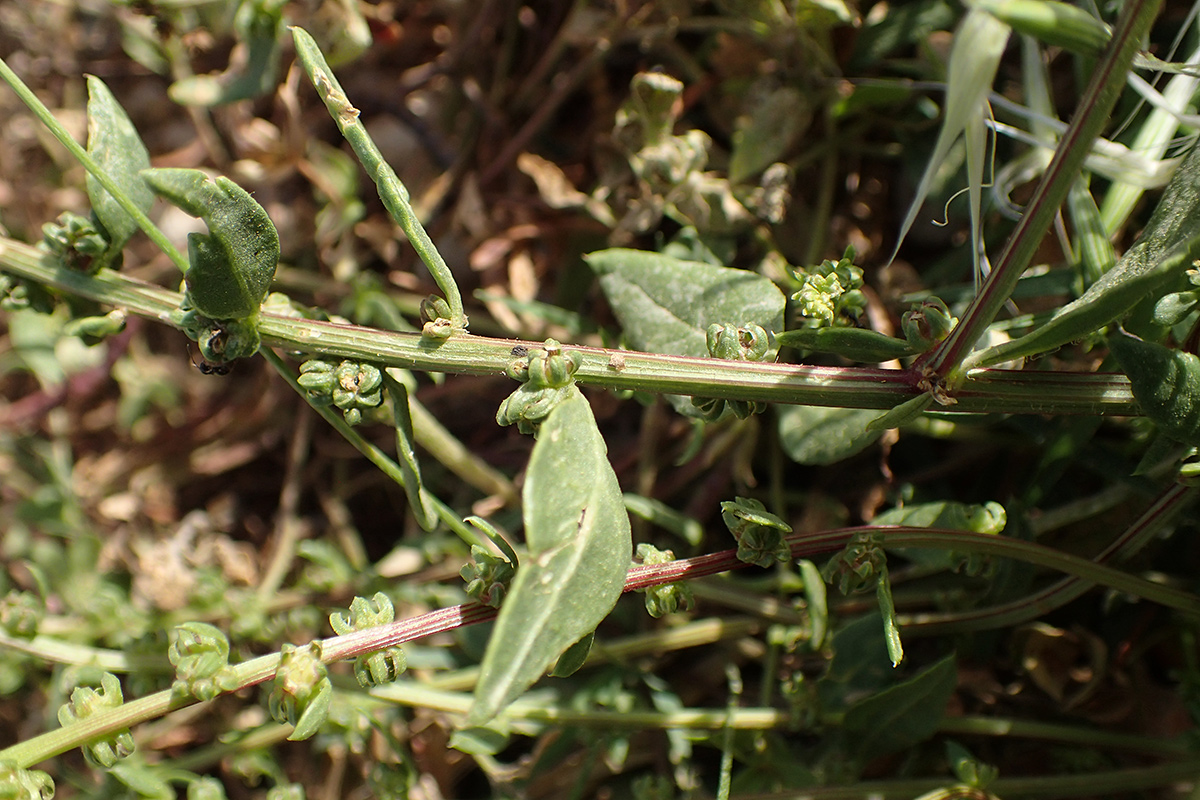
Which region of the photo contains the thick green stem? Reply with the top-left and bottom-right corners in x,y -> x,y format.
0,236 -> 1139,416
289,27 -> 466,329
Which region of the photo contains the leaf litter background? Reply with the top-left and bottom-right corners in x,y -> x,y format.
0,1 -> 1197,798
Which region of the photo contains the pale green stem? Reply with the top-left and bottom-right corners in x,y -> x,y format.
0,235 -> 1141,416
289,27 -> 466,328
0,632 -> 162,673
409,397 -> 517,504
0,57 -> 187,273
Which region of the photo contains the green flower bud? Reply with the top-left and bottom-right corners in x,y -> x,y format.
181,310 -> 261,365
355,647 -> 407,688
0,591 -> 43,639
268,643 -> 332,741
792,247 -> 866,325
57,672 -> 135,769
902,297 -> 955,350
169,622 -> 239,701
461,545 -> 516,608
329,593 -> 406,686
420,295 -> 458,339
821,532 -> 886,595
721,497 -> 792,567
0,275 -> 55,314
635,544 -> 694,618
41,212 -> 109,272
298,360 -> 383,424
0,761 -> 55,800
297,359 -> 338,402
186,776 -> 228,800
63,310 -> 127,345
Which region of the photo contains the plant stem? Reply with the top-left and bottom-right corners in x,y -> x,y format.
0,57 -> 187,273
289,27 -> 466,329
4,520 -> 1195,769
0,236 -> 1140,416
925,0 -> 1164,378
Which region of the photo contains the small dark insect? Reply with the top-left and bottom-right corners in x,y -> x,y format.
188,344 -> 231,376
511,345 -> 529,357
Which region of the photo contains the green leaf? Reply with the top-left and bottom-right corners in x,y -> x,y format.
776,326 -> 918,363
141,168 -> 280,320
381,370 -> 438,530
1108,328 -> 1200,446
168,0 -> 285,106
586,249 -> 786,359
971,141 -> 1200,369
877,499 -> 1006,572
468,389 -> 631,725
840,654 -> 957,763
85,76 -> 153,253
729,86 -> 809,184
587,248 -> 786,416
777,405 -> 882,465
866,393 -> 934,432
889,7 -> 1011,277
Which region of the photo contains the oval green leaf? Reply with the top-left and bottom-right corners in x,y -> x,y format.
141,167 -> 280,320
468,388 -> 631,726
85,76 -> 153,252
586,248 -> 786,359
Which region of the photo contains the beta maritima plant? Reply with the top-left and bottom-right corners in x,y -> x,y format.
4,3 -> 1200,798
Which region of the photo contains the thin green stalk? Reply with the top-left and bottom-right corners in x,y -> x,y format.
0,632 -> 163,673
289,27 -> 466,329
0,234 -> 1141,416
423,615 -> 762,692
0,57 -> 187,273
902,483 -> 1198,635
926,0 -> 1163,377
377,681 -> 787,730
939,715 -> 1189,758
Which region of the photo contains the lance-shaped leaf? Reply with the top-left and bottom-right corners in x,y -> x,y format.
889,7 -> 1011,279
141,168 -> 280,320
469,389 -> 631,725
381,369 -> 438,530
970,141 -> 1200,369
85,76 -> 153,253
